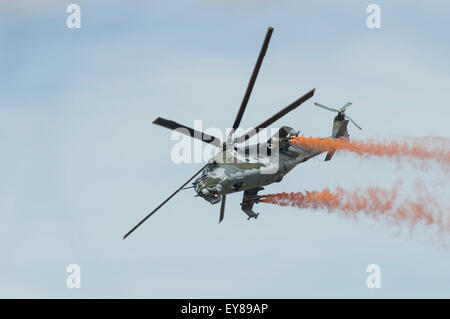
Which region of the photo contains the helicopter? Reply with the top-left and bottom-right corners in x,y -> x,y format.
123,26 -> 362,239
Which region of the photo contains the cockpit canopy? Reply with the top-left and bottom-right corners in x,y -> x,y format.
201,163 -> 218,177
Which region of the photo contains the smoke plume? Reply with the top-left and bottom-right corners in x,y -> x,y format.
290,136 -> 450,168
261,182 -> 449,235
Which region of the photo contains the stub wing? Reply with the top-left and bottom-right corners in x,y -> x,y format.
240,187 -> 264,220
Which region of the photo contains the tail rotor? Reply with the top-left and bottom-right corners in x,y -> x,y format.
314,102 -> 362,130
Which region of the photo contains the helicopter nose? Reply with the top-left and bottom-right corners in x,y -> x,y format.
193,178 -> 205,194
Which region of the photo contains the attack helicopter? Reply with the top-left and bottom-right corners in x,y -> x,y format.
123,26 -> 362,239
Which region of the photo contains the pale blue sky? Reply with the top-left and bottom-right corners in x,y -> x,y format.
1,0 -> 449,298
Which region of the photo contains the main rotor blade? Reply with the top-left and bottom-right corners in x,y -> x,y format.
153,117 -> 222,147
314,102 -> 339,113
123,164 -> 207,240
219,195 -> 226,223
235,88 -> 315,143
230,27 -> 274,135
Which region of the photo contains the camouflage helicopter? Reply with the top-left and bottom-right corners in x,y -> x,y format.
123,27 -> 361,239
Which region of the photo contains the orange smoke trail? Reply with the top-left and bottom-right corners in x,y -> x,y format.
290,136 -> 450,168
261,183 -> 449,234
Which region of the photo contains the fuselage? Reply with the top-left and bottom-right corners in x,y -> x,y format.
192,134 -> 322,204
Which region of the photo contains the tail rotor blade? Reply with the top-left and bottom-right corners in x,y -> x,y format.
339,102 -> 352,112
219,195 -> 226,223
344,114 -> 362,130
314,102 -> 340,113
